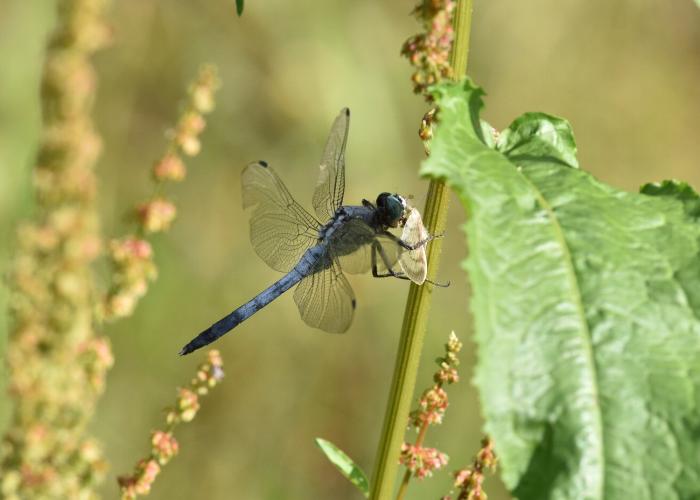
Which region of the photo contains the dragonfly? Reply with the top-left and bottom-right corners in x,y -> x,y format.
179,108 -> 444,356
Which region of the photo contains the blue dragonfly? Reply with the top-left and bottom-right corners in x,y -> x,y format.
179,108 -> 443,355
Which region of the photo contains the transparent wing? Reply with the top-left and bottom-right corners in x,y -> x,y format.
312,108 -> 350,221
329,218 -> 375,274
242,161 -> 320,273
374,235 -> 403,274
293,255 -> 355,333
398,208 -> 428,285
329,218 -> 401,275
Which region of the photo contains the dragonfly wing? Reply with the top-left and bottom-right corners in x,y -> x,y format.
330,219 -> 405,275
329,218 -> 375,274
374,233 -> 403,274
242,161 -> 320,273
312,109 -> 349,221
398,208 -> 428,284
293,255 -> 355,333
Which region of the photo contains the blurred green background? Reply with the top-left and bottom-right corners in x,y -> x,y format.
0,1 -> 698,499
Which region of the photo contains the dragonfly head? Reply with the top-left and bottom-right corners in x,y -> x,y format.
376,192 -> 408,228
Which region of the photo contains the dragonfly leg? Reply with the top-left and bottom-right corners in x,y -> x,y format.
371,241 -> 450,286
371,241 -> 411,280
381,231 -> 441,251
372,239 -> 450,287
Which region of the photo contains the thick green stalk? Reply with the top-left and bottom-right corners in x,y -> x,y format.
369,1 -> 473,499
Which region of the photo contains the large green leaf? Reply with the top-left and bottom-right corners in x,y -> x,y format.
422,79 -> 700,500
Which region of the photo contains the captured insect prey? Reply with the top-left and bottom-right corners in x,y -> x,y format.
179,108 -> 445,356
399,207 -> 429,285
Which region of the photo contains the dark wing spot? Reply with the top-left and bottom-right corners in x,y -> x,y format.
344,108 -> 350,117
351,299 -> 356,309
259,160 -> 268,167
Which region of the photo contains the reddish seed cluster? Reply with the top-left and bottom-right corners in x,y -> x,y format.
104,65 -> 219,322
78,337 -> 115,393
174,388 -> 200,423
409,331 -> 461,429
441,438 -> 497,500
137,198 -> 177,233
167,349 -> 224,426
399,444 -> 449,479
0,1 -> 112,496
152,154 -> 186,182
104,237 -> 156,319
118,459 -> 160,499
412,386 -> 449,426
151,431 -> 179,465
401,332 -> 462,483
118,350 -> 224,500
174,112 -> 206,156
401,0 -> 456,98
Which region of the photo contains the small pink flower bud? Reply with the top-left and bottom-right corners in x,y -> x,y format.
179,112 -> 206,136
134,459 -> 160,494
454,468 -> 472,487
111,237 -> 153,262
151,431 -> 179,464
400,443 -> 449,479
179,135 -> 201,156
137,198 -> 177,233
177,388 -> 200,422
153,154 -> 186,182
192,86 -> 215,113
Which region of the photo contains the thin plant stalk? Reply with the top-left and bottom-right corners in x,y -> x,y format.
369,1 -> 474,498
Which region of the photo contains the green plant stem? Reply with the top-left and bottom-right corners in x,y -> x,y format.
369,1 -> 473,499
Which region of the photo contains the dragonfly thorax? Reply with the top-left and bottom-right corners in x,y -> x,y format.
376,192 -> 408,228
317,207 -> 351,241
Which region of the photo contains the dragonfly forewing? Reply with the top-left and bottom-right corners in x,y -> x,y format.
312,108 -> 350,221
242,161 -> 320,273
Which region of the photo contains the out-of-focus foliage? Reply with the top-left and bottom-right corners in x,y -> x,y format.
424,78 -> 700,500
1,1 -> 112,497
0,1 -> 697,499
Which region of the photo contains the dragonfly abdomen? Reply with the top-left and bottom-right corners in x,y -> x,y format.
179,246 -> 326,355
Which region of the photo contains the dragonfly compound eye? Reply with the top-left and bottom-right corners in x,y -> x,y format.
375,193 -> 405,227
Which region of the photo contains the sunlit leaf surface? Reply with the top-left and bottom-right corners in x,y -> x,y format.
422,79 -> 700,500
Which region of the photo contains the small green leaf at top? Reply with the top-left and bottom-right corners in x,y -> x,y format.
496,112 -> 578,169
235,0 -> 244,16
315,438 -> 369,498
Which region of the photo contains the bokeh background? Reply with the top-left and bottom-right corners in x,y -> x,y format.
1,1 -> 698,498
